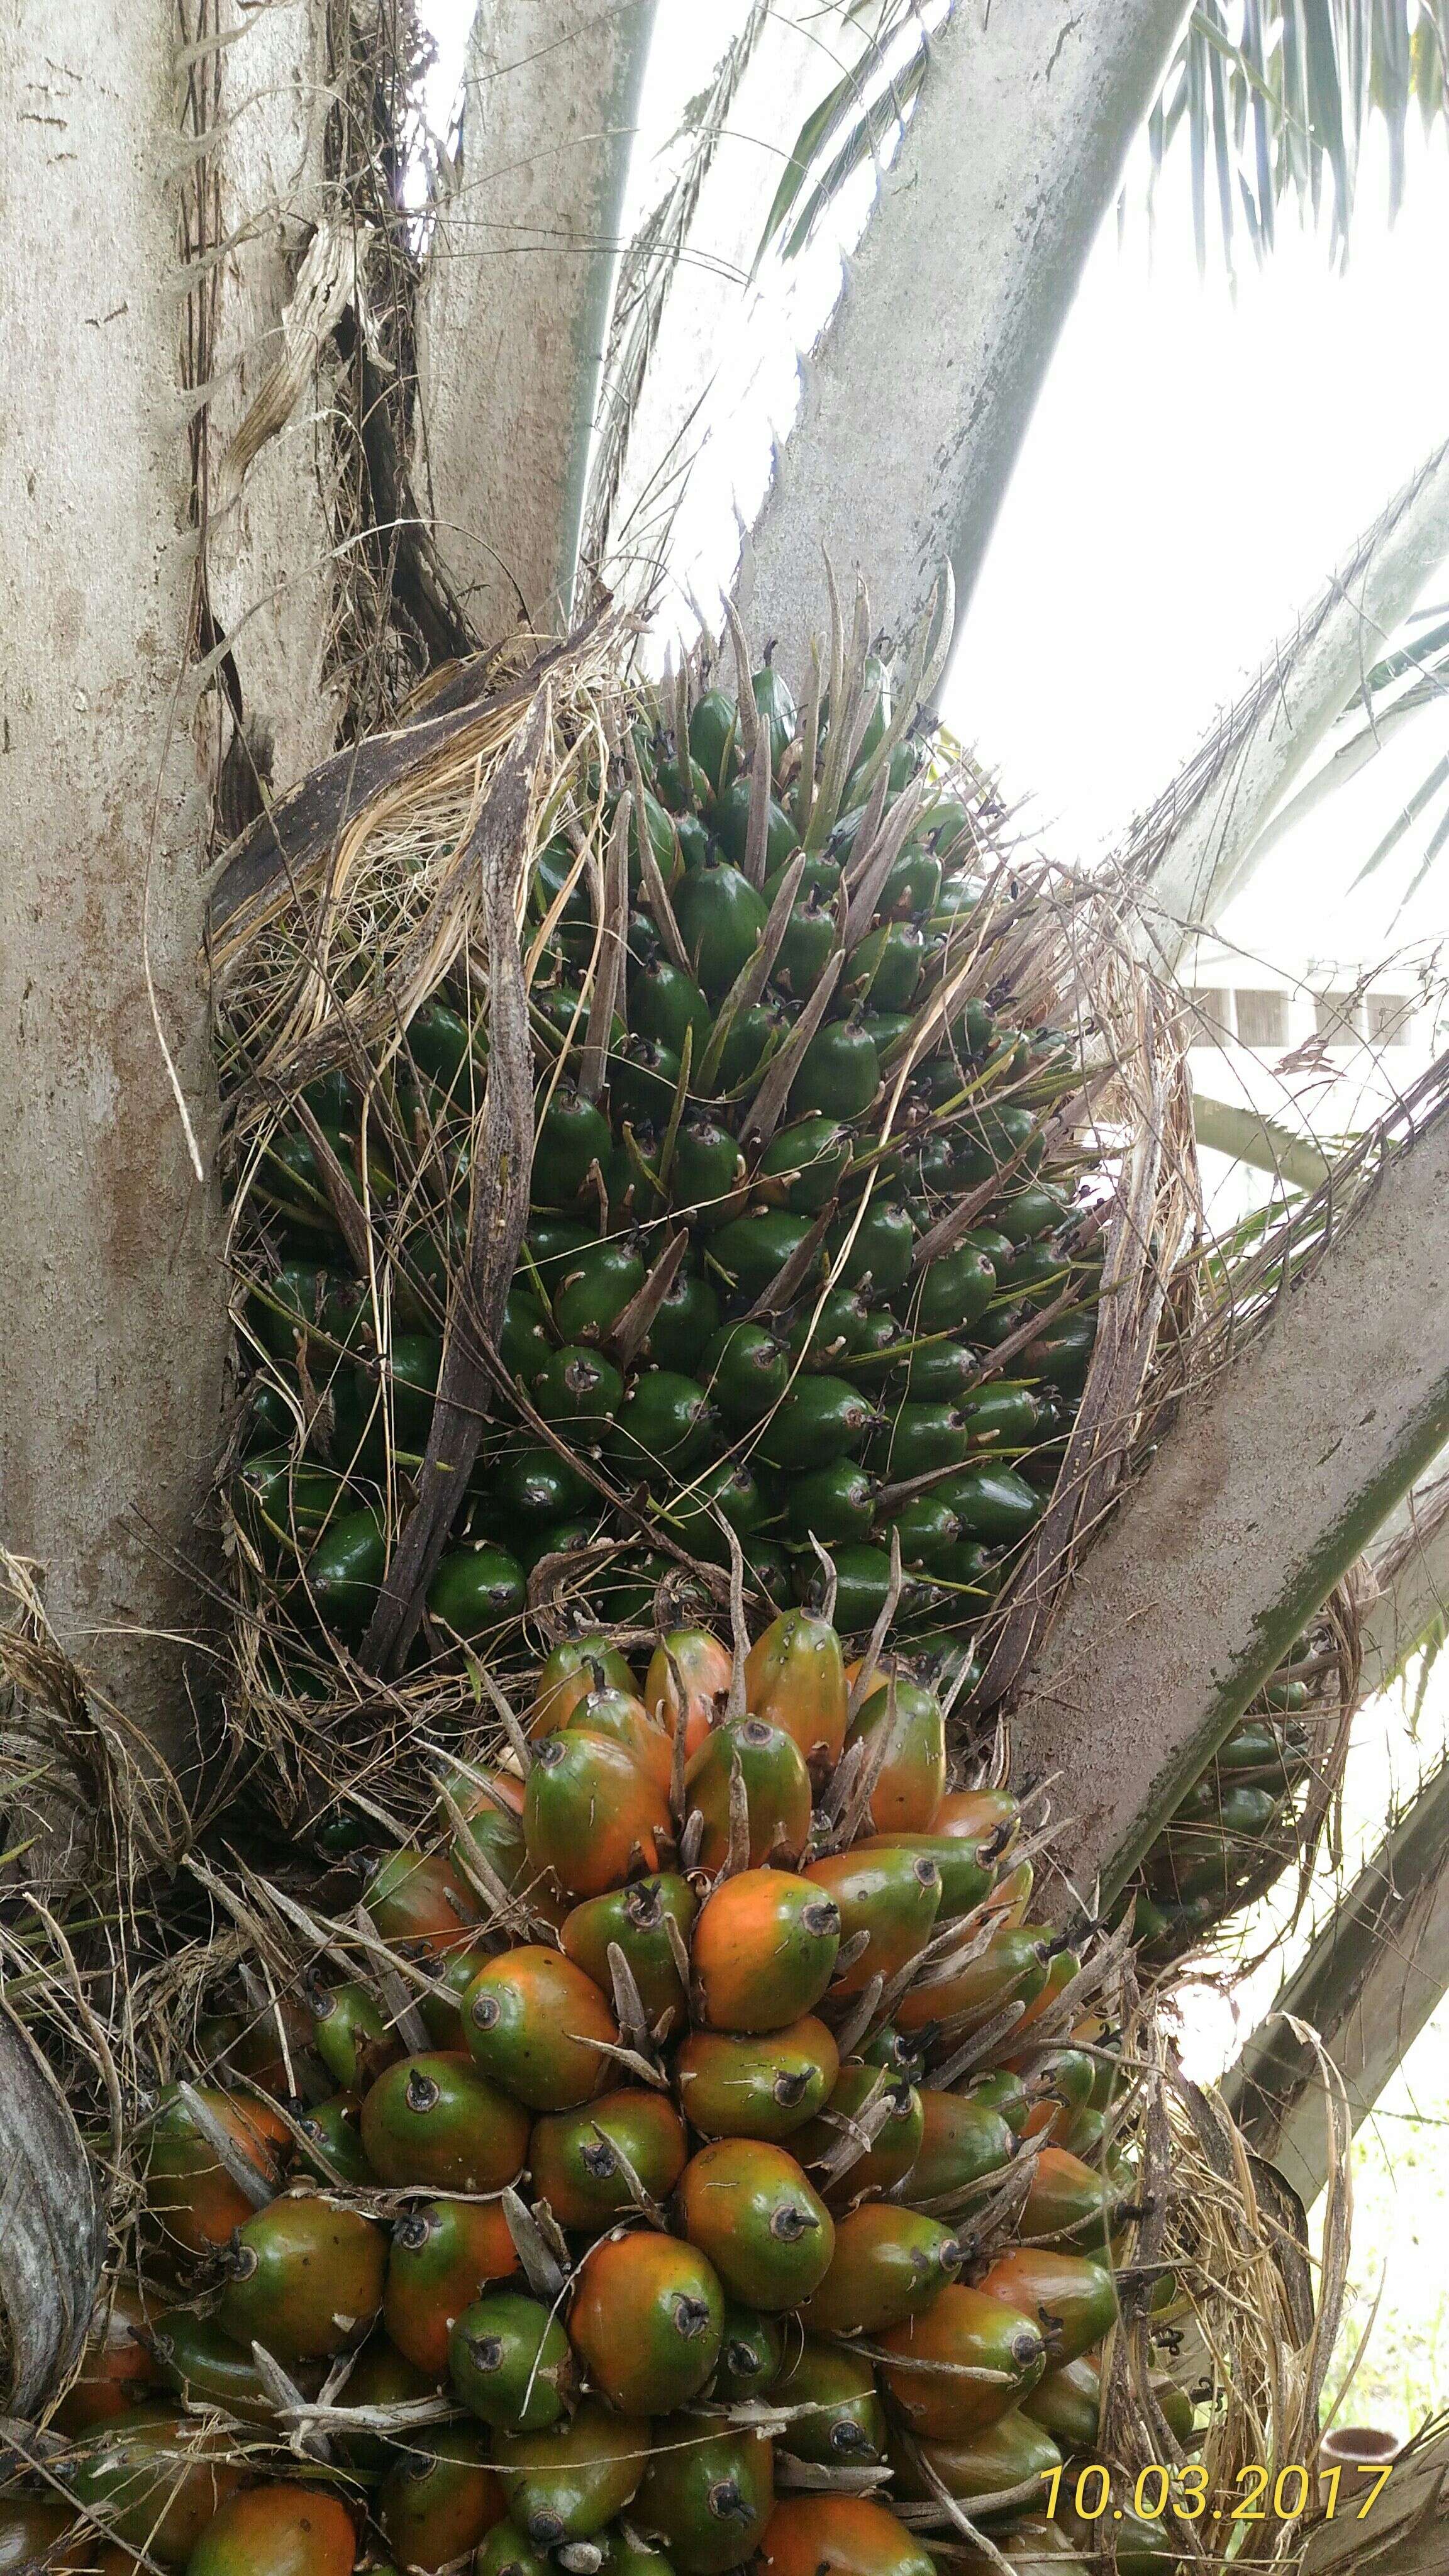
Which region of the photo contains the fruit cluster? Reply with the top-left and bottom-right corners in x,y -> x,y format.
231,647 -> 1102,1675
14,1614 -> 1192,2574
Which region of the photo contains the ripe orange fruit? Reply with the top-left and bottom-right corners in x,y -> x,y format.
743,1611 -> 847,1782
759,2495 -> 936,2576
523,1730 -> 669,1896
879,2282 -> 1046,2438
645,1627 -> 732,1755
141,2087 -> 290,2258
218,2197 -> 386,2360
570,2231 -> 724,2414
464,1947 -> 618,2110
677,2140 -> 835,2310
383,2197 -> 521,2374
360,2051 -> 530,2194
692,1870 -> 840,2031
798,2204 -> 963,2336
528,2089 -> 688,2231
186,2483 -> 358,2576
364,1846 -> 482,1957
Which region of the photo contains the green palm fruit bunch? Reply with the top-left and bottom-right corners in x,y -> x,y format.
35,1614 -> 1197,2576
230,628 -> 1105,1693
1121,1616 -> 1335,1966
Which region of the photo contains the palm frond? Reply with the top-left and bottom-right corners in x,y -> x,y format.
753,0 -> 953,271
1152,0 -> 1449,272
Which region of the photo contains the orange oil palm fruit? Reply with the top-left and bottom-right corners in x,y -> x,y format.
185,2483 -> 358,2576
802,1845 -> 940,1995
523,1729 -> 669,1897
530,1636 -> 636,1737
677,2139 -> 835,2311
448,2292 -> 576,2434
772,2338 -> 887,2465
1016,2145 -> 1116,2250
570,2230 -> 725,2414
879,2282 -> 1046,2439
331,2339 -> 437,2480
141,2087 -> 290,2258
364,1847 -> 482,1958
674,2017 -> 839,2142
53,2282 -> 161,2432
645,1627 -> 732,1755
692,1870 -> 840,2031
893,1923 -> 1052,2040
845,1680 -> 946,1832
759,2495 -> 937,2576
527,2087 -> 689,2231
743,1611 -> 848,1782
464,1946 -> 618,2111
383,2196 -> 522,2374
974,2246 -> 1118,2364
565,1688 -> 674,1796
360,2051 -> 529,2194
0,2500 -> 96,2572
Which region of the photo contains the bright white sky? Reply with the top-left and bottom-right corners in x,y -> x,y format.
423,3 -> 1449,974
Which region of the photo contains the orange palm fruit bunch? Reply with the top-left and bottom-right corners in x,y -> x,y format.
60,1610 -> 1161,2576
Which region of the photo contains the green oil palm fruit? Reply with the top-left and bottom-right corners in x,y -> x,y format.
295,2091 -> 373,2185
184,2484 -> 358,2576
674,861 -> 769,999
560,1873 -> 697,2023
845,1678 -> 947,1831
148,2311 -> 321,2429
528,2087 -> 689,2229
641,1267 -> 721,1372
828,1201 -> 915,1296
464,1946 -> 618,2111
758,1375 -> 877,1472
772,888 -> 839,997
784,1282 -> 874,1368
799,2205 -> 963,2336
685,1717 -> 813,1870
604,1369 -> 717,1475
311,1980 -> 398,2090
571,2231 -> 724,2413
799,1542 -> 910,1633
218,2196 -> 386,2359
61,2410 -> 242,2565
802,1846 -> 941,1993
865,1399 -> 975,1480
523,1728 -> 670,1896
677,2140 -> 835,2309
532,1345 -> 625,1433
675,2017 -> 840,2142
791,1019 -> 879,1120
1021,2351 -> 1101,2453
843,922 -> 925,1013
360,2052 -> 530,2194
553,1239 -> 648,1341
757,1116 -> 852,1211
302,1505 -> 386,1636
494,2401 -> 647,2546
710,1208 -> 813,1300
775,2338 -> 887,2463
692,1870 -> 841,2030
382,2196 -> 522,2373
666,1457 -> 769,1563
428,1544 -> 528,1637
478,2519 -> 555,2576
534,1092 -> 613,1207
908,2089 -> 1017,2204
935,1463 -> 1043,1543
889,2411 -> 1062,2507
689,690 -> 740,794
906,1240 -> 997,1336
714,2305 -> 786,2401
637,2421 -> 775,2576
701,1321 -> 791,1422
377,2427 -> 504,2572
784,1459 -> 877,1545
792,2062 -> 924,2206
449,2291 -> 575,2432
889,1491 -> 963,1567
880,2282 -> 1046,2438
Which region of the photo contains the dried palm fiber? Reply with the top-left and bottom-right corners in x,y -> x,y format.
207,591 -> 1197,1839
